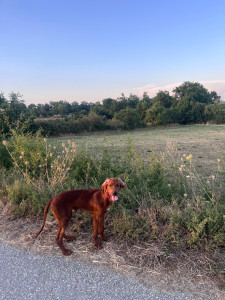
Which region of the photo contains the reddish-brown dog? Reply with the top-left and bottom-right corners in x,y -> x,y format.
35,178 -> 126,255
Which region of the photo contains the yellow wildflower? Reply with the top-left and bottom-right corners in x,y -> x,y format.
186,154 -> 192,160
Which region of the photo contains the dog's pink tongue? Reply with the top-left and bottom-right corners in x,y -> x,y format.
111,196 -> 118,201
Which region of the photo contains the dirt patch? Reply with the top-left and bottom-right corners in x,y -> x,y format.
0,199 -> 224,300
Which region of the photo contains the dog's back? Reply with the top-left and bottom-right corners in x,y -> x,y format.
51,189 -> 102,214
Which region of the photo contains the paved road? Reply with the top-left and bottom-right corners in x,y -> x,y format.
0,243 -> 201,300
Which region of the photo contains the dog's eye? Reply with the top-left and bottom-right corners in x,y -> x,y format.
116,184 -> 120,187
109,184 -> 112,187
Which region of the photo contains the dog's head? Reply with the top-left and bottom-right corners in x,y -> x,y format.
102,178 -> 126,201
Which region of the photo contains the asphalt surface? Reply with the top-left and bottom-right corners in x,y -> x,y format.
0,243 -> 202,300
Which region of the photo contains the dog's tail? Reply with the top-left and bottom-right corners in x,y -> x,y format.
35,198 -> 53,239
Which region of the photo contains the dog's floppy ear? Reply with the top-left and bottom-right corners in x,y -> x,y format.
102,178 -> 110,190
118,179 -> 126,188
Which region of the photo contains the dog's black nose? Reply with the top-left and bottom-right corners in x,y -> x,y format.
113,191 -> 117,196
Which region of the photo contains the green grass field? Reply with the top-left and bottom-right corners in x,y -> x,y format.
51,124 -> 225,176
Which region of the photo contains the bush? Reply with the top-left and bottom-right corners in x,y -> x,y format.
6,179 -> 52,215
114,107 -> 145,129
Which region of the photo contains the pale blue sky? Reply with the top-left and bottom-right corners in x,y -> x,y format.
1,0 -> 225,104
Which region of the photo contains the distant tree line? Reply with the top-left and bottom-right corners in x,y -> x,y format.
0,81 -> 224,137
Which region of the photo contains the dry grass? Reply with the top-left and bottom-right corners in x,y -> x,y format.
0,199 -> 224,300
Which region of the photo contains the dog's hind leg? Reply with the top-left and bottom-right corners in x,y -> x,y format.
56,219 -> 73,256
52,208 -> 73,254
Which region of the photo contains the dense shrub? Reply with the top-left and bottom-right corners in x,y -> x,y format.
114,107 -> 145,130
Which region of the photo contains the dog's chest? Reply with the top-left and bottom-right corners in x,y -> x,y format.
105,200 -> 112,212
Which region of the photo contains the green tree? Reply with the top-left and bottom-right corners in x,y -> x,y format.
114,107 -> 144,129
173,81 -> 213,104
50,100 -> 71,115
153,90 -> 173,108
136,92 -> 153,120
102,98 -> 117,118
6,92 -> 27,122
172,97 -> 192,124
127,94 -> 140,108
145,103 -> 166,124
204,103 -> 225,123
190,102 -> 206,123
0,92 -> 7,108
210,91 -> 221,103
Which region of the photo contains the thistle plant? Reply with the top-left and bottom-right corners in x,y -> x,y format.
41,139 -> 76,190
178,153 -> 208,201
177,153 -> 223,205
3,137 -> 76,192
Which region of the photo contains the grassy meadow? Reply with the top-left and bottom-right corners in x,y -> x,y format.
52,124 -> 225,176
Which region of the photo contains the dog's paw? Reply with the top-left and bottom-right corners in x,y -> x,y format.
63,249 -> 73,256
101,235 -> 108,242
95,242 -> 103,249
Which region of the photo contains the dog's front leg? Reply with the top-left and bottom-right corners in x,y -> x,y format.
92,214 -> 102,249
98,214 -> 108,242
